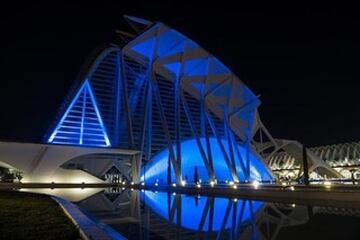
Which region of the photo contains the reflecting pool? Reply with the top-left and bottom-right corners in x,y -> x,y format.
20,188 -> 360,240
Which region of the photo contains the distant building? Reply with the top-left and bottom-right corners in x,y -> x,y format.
269,141 -> 360,180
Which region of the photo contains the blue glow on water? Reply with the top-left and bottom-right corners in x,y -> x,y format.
141,190 -> 263,232
141,137 -> 273,184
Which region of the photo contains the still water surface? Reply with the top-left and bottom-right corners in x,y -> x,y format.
21,188 -> 360,240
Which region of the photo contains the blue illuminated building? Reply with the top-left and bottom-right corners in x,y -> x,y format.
45,16 -> 274,184
48,80 -> 111,147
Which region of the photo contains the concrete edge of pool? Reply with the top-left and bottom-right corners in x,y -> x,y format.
52,196 -> 127,240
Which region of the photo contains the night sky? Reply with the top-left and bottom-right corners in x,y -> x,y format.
0,3 -> 359,147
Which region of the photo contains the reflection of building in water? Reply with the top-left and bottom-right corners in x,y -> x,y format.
72,189 -> 360,240
268,141 -> 360,181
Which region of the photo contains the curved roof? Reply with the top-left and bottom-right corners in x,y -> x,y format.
122,18 -> 260,141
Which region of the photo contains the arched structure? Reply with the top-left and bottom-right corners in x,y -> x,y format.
1,16 -> 342,184
44,16 -> 274,184
269,140 -> 360,180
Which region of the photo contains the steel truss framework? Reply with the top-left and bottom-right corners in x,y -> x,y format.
269,141 -> 360,179
46,16 -> 274,184
46,16 -> 337,184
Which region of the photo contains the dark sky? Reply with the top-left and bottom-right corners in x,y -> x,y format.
0,2 -> 359,147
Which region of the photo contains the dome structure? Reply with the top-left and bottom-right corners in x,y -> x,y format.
44,16 -> 274,183
141,137 -> 273,184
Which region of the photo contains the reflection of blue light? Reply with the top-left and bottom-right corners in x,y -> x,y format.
48,80 -> 111,147
141,190 -> 263,232
141,137 -> 273,184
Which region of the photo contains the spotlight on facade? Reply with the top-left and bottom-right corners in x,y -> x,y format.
252,180 -> 260,189
324,181 -> 332,187
181,180 -> 187,187
154,179 -> 159,186
289,186 -> 295,191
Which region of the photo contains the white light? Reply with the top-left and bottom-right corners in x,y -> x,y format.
172,183 -> 177,187
324,181 -> 332,187
228,181 -> 234,186
154,182 -> 159,186
252,180 -> 260,189
130,181 -> 134,185
210,181 -> 215,187
121,187 -> 125,191
141,182 -> 145,186
291,203 -> 296,208
172,192 -> 176,196
290,186 -> 295,191
233,185 -> 237,189
196,183 -> 201,188
122,181 -> 126,185
281,182 -> 287,186
233,198 -> 238,202
130,188 -> 134,191
181,180 -> 187,186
